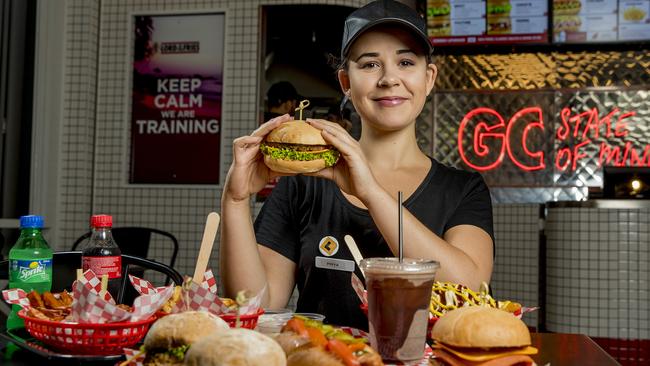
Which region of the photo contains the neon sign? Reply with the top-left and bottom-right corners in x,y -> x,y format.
458,107 -> 545,172
457,106 -> 645,173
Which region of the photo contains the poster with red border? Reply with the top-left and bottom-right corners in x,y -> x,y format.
130,12 -> 224,184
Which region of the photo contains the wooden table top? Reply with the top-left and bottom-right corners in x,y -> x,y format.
530,333 -> 620,366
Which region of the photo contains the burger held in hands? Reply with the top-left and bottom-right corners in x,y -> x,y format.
260,120 -> 340,174
260,108 -> 340,174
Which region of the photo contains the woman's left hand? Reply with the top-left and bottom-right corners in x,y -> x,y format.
305,119 -> 380,202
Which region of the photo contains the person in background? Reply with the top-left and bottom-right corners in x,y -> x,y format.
264,81 -> 299,122
326,104 -> 352,133
220,0 -> 493,330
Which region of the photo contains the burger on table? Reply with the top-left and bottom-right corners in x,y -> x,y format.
430,307 -> 538,366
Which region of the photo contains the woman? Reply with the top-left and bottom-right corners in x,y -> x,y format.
219,0 -> 493,330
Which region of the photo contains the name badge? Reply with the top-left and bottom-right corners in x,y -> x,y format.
315,256 -> 355,272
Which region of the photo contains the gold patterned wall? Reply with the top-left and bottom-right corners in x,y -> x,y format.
433,50 -> 650,90
422,49 -> 650,203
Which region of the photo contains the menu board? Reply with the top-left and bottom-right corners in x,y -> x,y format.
553,0 -> 650,43
427,0 -> 549,45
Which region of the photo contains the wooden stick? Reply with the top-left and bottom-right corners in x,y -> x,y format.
192,212 -> 220,284
344,235 -> 365,279
100,274 -> 108,296
118,350 -> 143,366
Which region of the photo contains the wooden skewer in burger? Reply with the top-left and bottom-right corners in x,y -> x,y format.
260,100 -> 340,174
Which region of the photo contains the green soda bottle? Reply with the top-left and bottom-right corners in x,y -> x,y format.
7,215 -> 53,330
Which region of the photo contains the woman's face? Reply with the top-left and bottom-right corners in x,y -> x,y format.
338,26 -> 437,132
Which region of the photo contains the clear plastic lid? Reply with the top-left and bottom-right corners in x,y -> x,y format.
360,257 -> 439,274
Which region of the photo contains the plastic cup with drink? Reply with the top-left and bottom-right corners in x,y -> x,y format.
360,257 -> 439,362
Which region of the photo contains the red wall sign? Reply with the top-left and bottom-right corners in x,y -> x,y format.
458,106 -> 643,173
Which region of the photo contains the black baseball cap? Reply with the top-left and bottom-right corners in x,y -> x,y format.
341,0 -> 433,59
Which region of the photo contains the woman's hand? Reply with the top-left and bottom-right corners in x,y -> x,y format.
306,118 -> 380,202
224,114 -> 292,203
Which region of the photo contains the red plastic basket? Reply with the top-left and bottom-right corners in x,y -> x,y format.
219,308 -> 265,329
18,309 -> 156,355
360,304 -> 437,340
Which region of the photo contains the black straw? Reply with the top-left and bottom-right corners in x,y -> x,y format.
398,191 -> 403,263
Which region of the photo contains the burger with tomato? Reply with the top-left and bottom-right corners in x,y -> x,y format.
275,316 -> 384,366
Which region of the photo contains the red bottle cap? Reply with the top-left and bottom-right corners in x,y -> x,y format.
91,215 -> 113,228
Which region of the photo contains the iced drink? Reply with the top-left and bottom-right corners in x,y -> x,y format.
360,258 -> 439,362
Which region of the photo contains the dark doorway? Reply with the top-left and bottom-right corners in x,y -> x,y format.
0,0 -> 36,258
260,5 -> 354,122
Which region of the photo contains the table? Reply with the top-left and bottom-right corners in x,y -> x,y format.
0,330 -> 620,365
530,333 -> 620,366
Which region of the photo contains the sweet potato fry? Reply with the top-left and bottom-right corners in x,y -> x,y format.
117,304 -> 133,312
27,291 -> 45,308
59,290 -> 73,307
42,291 -> 65,309
26,307 -> 50,320
36,307 -> 68,321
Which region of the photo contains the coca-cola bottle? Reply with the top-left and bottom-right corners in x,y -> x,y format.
80,215 -> 122,298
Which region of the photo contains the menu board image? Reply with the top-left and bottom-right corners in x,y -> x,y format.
554,0 -> 650,42
452,18 -> 487,36
618,0 -> 650,40
427,0 -> 548,45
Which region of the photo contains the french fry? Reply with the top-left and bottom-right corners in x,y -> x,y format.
59,290 -> 73,307
43,291 -> 65,309
27,291 -> 45,308
26,307 -> 50,320
160,286 -> 182,313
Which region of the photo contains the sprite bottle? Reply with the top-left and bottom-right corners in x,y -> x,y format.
7,215 -> 53,330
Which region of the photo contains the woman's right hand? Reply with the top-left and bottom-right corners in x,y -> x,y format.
223,114 -> 292,203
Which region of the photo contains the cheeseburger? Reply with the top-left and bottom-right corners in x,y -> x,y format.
141,311 -> 230,365
430,307 -> 538,366
260,121 -> 340,174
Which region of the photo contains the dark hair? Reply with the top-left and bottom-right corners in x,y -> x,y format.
266,81 -> 298,108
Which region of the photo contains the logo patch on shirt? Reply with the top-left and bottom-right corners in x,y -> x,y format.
318,236 -> 339,257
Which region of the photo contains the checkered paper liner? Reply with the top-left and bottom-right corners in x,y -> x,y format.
78,268 -> 115,303
130,269 -> 262,316
2,269 -> 173,323
123,347 -> 145,366
1,288 -> 31,308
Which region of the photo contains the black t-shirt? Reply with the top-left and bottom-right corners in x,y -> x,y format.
254,158 -> 493,330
